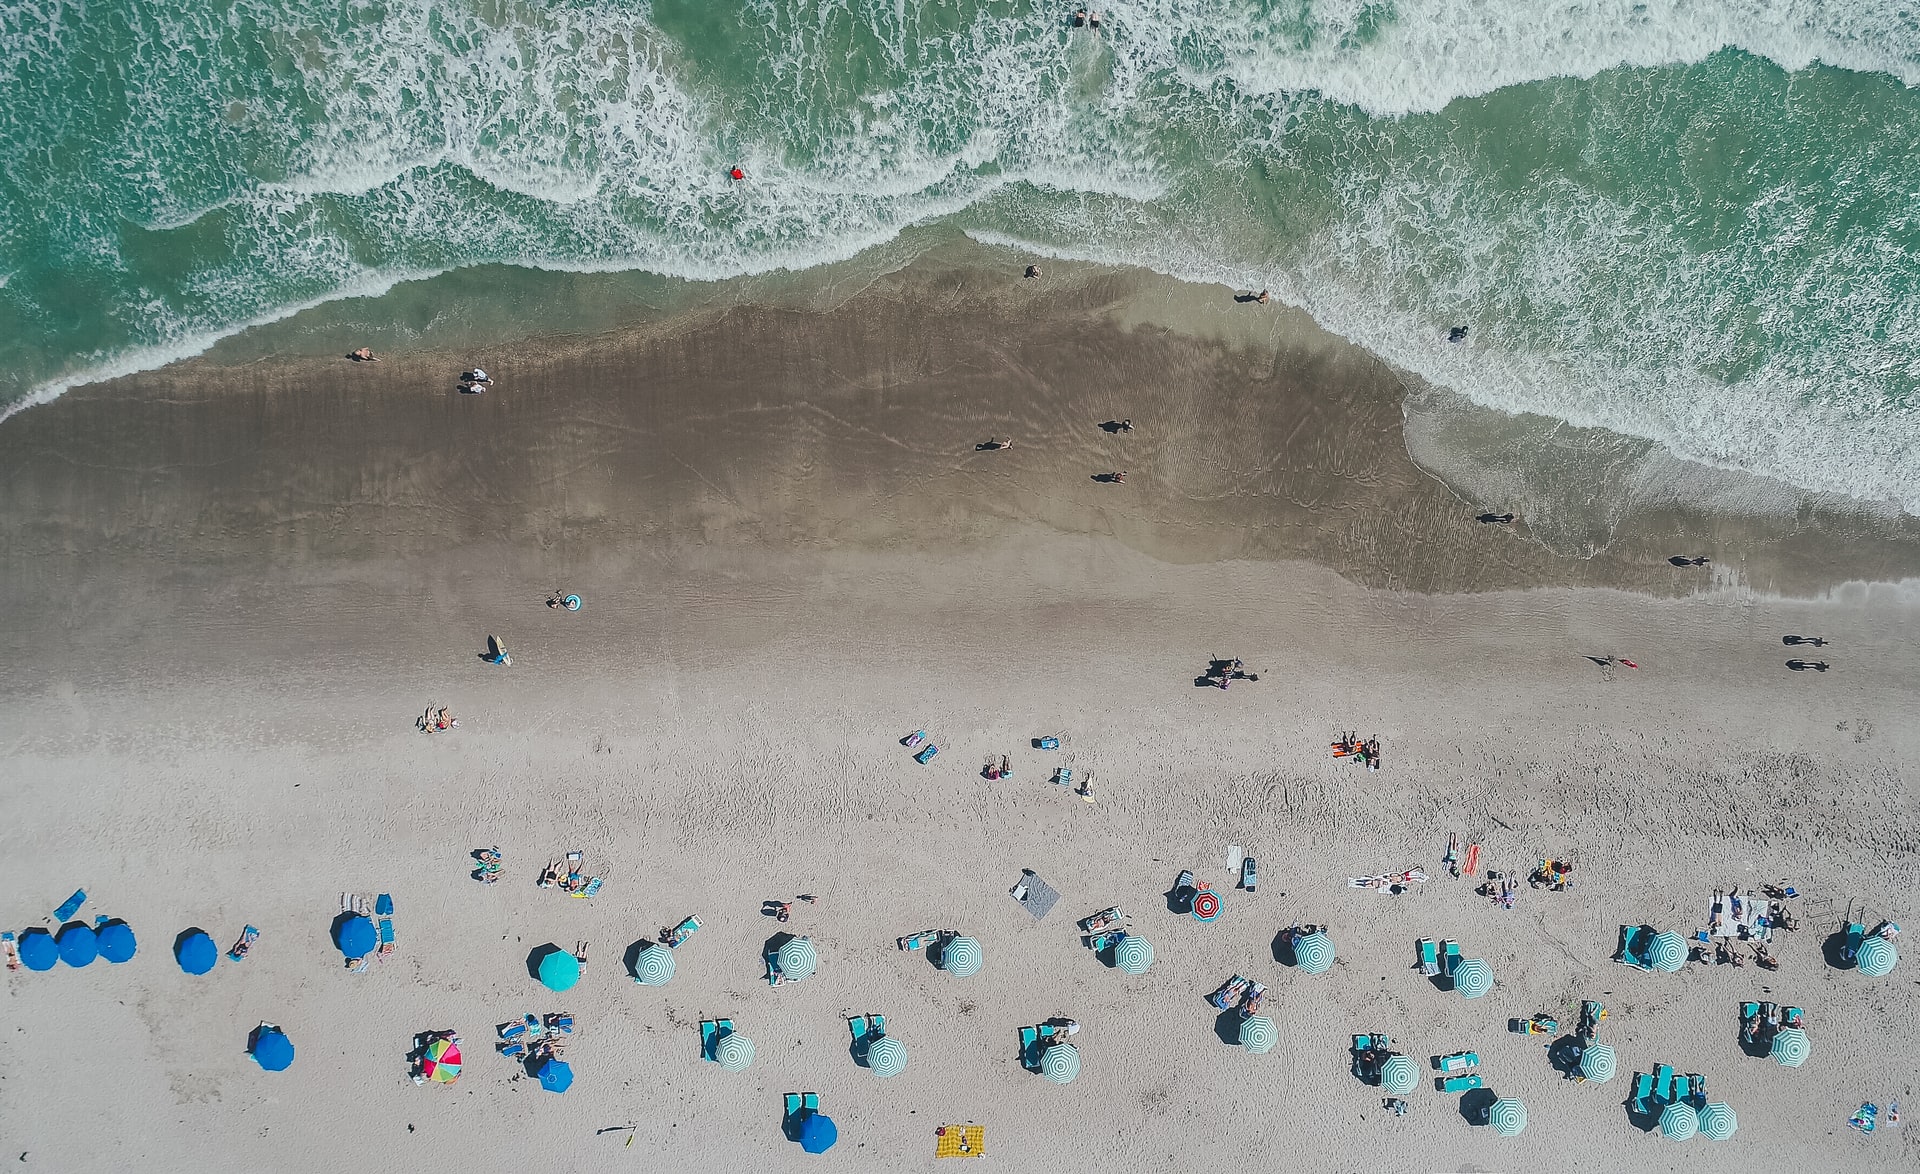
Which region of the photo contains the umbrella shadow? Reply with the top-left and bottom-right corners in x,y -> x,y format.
1212,1009 -> 1242,1047
1820,928 -> 1851,969
527,943 -> 566,982
1459,1087 -> 1497,1125
328,911 -> 362,949
1547,1034 -> 1583,1078
1624,1089 -> 1659,1132
174,927 -> 209,955
623,940 -> 652,979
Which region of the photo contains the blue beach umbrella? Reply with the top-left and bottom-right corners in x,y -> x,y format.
1451,957 -> 1494,998
798,1113 -> 839,1153
96,921 -> 137,964
1294,931 -> 1335,974
17,929 -> 58,971
175,931 -> 219,975
251,1028 -> 294,1071
1660,1101 -> 1699,1140
938,936 -> 982,977
538,948 -> 580,992
335,916 -> 377,958
537,1058 -> 574,1093
57,922 -> 98,967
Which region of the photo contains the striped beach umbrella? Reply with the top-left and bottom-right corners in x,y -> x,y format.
1771,1026 -> 1810,1068
1380,1054 -> 1418,1094
867,1034 -> 907,1078
939,936 -> 983,977
714,1032 -> 755,1072
777,937 -> 818,981
1488,1097 -> 1527,1137
634,943 -> 675,986
96,921 -> 137,964
1698,1102 -> 1737,1140
1190,889 -> 1220,922
1660,1101 -> 1699,1140
1040,1043 -> 1080,1084
1579,1043 -> 1617,1083
1113,936 -> 1154,975
1239,1015 -> 1278,1055
1452,957 -> 1494,999
1294,931 -> 1335,974
421,1037 -> 461,1083
1856,936 -> 1897,977
57,923 -> 98,967
1648,931 -> 1687,973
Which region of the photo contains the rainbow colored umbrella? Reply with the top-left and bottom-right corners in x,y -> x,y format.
422,1037 -> 461,1083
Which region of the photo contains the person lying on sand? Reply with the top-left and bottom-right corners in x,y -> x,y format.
350,347 -> 381,362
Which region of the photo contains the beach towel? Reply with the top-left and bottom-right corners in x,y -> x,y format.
935,1125 -> 985,1158
1009,871 -> 1059,920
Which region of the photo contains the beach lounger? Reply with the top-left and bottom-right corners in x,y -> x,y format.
1037,737 -> 1059,750
0,931 -> 15,971
700,1018 -> 734,1061
1417,938 -> 1440,977
1052,767 -> 1072,787
1740,1002 -> 1763,1044
497,1041 -> 526,1059
1240,856 -> 1257,892
1671,1074 -> 1691,1103
934,1124 -> 985,1159
1209,976 -> 1251,1010
1437,1051 -> 1479,1073
1442,940 -> 1461,977
1616,925 -> 1653,970
662,915 -> 701,947
1440,1074 -> 1482,1093
227,925 -> 258,962
1579,1000 -> 1607,1040
1655,1064 -> 1674,1103
902,730 -> 926,748
1687,1074 -> 1705,1106
1018,1027 -> 1042,1070
898,929 -> 940,951
848,1014 -> 885,1044
1631,1072 -> 1655,1115
1843,921 -> 1866,962
1781,1005 -> 1803,1028
1078,907 -> 1124,935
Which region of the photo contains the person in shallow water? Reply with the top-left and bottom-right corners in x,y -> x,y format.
1449,325 -> 1469,342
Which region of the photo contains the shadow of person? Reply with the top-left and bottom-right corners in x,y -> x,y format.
1476,513 -> 1514,524
1232,293 -> 1261,304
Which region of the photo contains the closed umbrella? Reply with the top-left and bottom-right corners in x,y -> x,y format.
1660,1101 -> 1699,1140
251,1028 -> 294,1071
777,937 -> 818,981
1698,1102 -> 1737,1140
1112,935 -> 1154,975
538,948 -> 580,992
176,931 -> 218,975
1489,1097 -> 1527,1137
1579,1043 -> 1617,1083
96,921 -> 137,964
1647,931 -> 1686,973
537,1058 -> 574,1093
1452,957 -> 1494,998
938,936 -> 982,977
57,923 -> 98,967
1294,930 -> 1335,975
634,944 -> 675,986
1856,936 -> 1897,977
715,1032 -> 755,1072
798,1113 -> 838,1153
421,1037 -> 461,1083
1380,1054 -> 1418,1094
867,1034 -> 907,1078
1040,1043 -> 1080,1084
1771,1026 -> 1810,1068
336,916 -> 377,959
1239,1015 -> 1278,1055
17,929 -> 57,971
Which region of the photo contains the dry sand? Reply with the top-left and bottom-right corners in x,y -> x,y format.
0,255 -> 1915,1172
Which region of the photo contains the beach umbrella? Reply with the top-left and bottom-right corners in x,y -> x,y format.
1771,1026 -> 1810,1068
1190,889 -> 1221,922
1856,936 -> 1897,977
251,1028 -> 294,1071
1112,935 -> 1154,975
634,943 -> 675,986
1380,1054 -> 1418,1094
714,1032 -> 755,1072
1647,931 -> 1686,973
1698,1102 -> 1737,1140
537,1057 -> 573,1093
777,937 -> 818,981
1041,1043 -> 1080,1084
867,1034 -> 907,1078
57,922 -> 99,967
538,948 -> 580,992
1579,1043 -> 1617,1083
1660,1101 -> 1699,1140
1452,957 -> 1494,999
939,936 -> 982,977
1294,930 -> 1335,975
96,921 -> 137,964
336,915 -> 377,958
176,931 -> 219,975
17,929 -> 57,972
797,1113 -> 838,1153
1240,1015 -> 1278,1055
1488,1097 -> 1527,1137
421,1038 -> 461,1083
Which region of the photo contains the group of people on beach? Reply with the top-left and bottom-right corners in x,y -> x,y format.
1332,732 -> 1381,769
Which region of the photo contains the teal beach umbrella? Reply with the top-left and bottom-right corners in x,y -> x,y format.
1294,931 -> 1335,975
1489,1098 -> 1526,1137
1660,1101 -> 1699,1140
1452,957 -> 1493,998
1647,931 -> 1686,973
777,937 -> 818,980
1380,1054 -> 1418,1094
1040,1043 -> 1080,1084
1698,1102 -> 1737,1140
867,1034 -> 907,1078
1239,1015 -> 1277,1055
1112,936 -> 1154,975
1579,1043 -> 1617,1083
939,936 -> 982,977
634,944 -> 675,985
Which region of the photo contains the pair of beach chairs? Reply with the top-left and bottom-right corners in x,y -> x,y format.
700,1018 -> 737,1061
1078,907 -> 1124,951
1433,1051 -> 1482,1093
1415,939 -> 1463,979
1016,1023 -> 1072,1069
849,1013 -> 886,1061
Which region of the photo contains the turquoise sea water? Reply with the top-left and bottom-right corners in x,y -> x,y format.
2,1 -> 1917,508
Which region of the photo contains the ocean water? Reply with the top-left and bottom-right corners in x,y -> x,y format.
2,1 -> 1917,510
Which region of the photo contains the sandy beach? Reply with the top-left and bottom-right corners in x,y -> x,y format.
1,253 -> 1915,1172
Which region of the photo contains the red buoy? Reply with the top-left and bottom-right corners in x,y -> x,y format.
729,167 -> 745,181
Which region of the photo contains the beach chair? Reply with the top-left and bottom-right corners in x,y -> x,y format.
1037,736 -> 1060,750
1417,938 -> 1440,977
902,730 -> 926,748
898,929 -> 939,952
227,925 -> 258,962
1671,1074 -> 1691,1103
784,1092 -> 820,1118
1616,925 -> 1652,970
1630,1072 -> 1655,1115
1687,1074 -> 1706,1106
1088,930 -> 1123,953
1018,1027 -> 1041,1070
497,1041 -> 526,1059
1740,1002 -> 1763,1044
376,894 -> 396,958
1440,1074 -> 1482,1093
1441,940 -> 1461,977
1781,1005 -> 1804,1029
700,1018 -> 733,1061
1209,976 -> 1251,1010
1078,907 -> 1124,937
663,916 -> 701,947
1579,1000 -> 1607,1040
1437,1051 -> 1478,1073
0,931 -> 15,971
1843,920 -> 1866,962
934,1124 -> 985,1159
1654,1064 -> 1674,1104
1052,767 -> 1072,788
